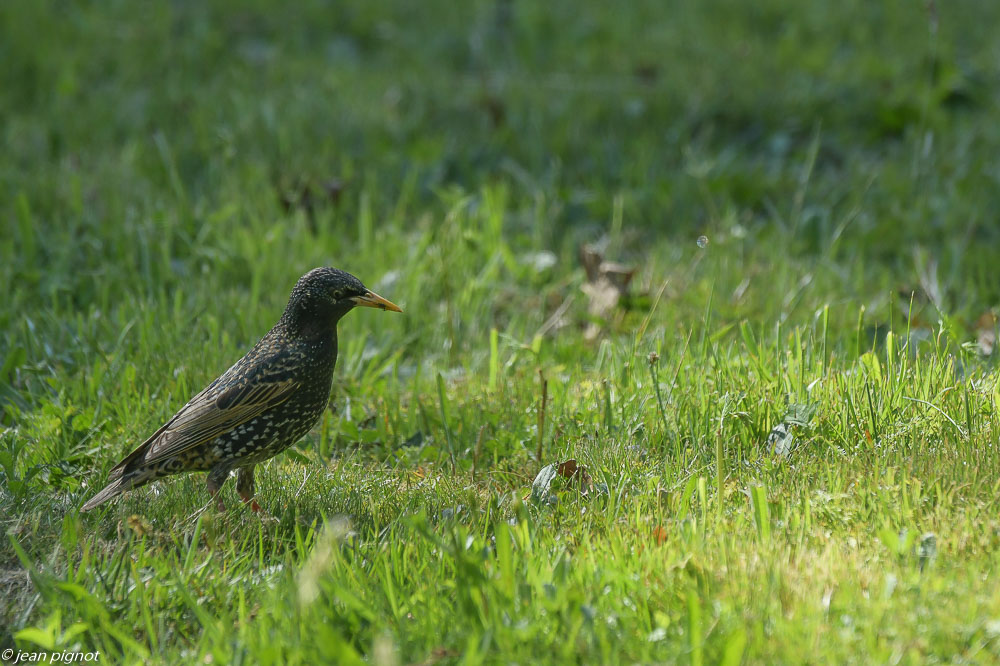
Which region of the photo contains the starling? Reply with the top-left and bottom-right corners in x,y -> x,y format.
80,267 -> 402,513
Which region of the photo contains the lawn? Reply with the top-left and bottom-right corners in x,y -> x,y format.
4,0 -> 1000,663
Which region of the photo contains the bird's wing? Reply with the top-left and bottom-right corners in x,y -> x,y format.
109,375 -> 299,475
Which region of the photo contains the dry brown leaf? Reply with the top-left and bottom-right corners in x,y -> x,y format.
976,310 -> 997,356
579,244 -> 636,340
557,458 -> 593,492
277,177 -> 346,217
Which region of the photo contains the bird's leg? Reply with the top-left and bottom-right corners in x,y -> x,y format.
236,464 -> 261,513
206,465 -> 231,512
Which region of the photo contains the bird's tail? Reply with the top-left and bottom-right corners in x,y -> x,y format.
80,476 -> 129,512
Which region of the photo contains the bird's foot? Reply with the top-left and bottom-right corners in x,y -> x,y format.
244,498 -> 278,523
238,488 -> 259,511
239,492 -> 276,521
208,487 -> 227,512
207,473 -> 229,512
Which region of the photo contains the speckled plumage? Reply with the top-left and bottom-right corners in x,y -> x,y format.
81,267 -> 401,513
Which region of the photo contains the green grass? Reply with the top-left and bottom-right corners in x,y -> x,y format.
4,0 -> 1000,662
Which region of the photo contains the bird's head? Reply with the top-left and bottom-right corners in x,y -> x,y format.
282,267 -> 401,338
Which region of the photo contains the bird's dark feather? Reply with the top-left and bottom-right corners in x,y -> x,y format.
108,368 -> 298,478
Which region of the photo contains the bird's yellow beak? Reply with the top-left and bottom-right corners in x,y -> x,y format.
350,290 -> 403,313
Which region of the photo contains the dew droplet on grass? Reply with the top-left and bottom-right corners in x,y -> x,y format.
696,235 -> 709,248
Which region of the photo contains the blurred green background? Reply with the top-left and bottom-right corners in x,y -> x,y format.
4,0 -> 1000,313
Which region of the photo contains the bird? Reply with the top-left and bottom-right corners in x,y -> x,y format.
80,267 -> 402,513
